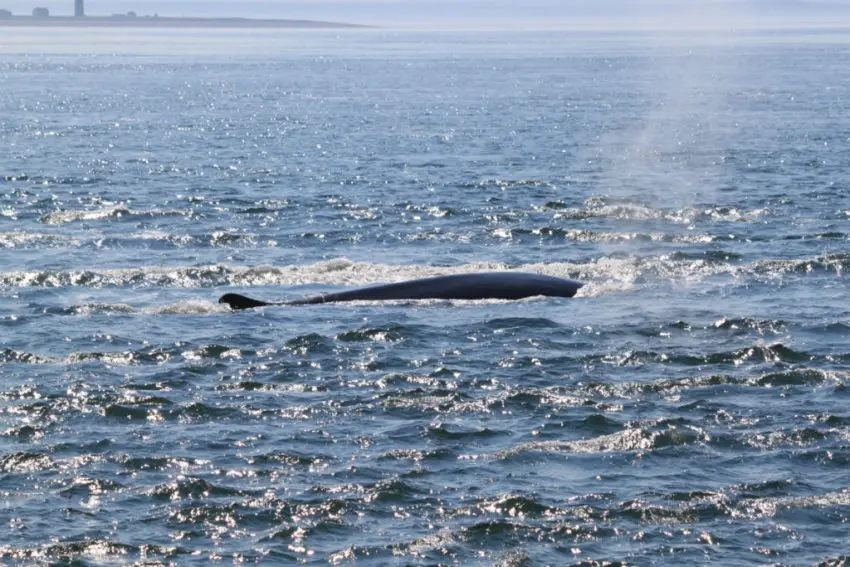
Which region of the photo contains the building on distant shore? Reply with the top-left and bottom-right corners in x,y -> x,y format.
0,8 -> 12,18
32,7 -> 49,17
75,0 -> 84,17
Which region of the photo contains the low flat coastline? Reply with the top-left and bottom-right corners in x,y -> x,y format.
0,15 -> 366,28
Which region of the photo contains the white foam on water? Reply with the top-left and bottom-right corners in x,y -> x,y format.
71,303 -> 137,316
0,232 -> 79,248
145,300 -> 230,315
39,205 -> 188,225
1,254 -> 845,295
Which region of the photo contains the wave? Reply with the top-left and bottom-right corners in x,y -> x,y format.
0,540 -> 180,564
546,200 -> 770,224
578,368 -> 846,401
0,230 -> 279,250
146,476 -> 248,501
59,300 -> 226,316
0,339 -> 245,366
505,227 -> 719,244
147,300 -> 229,315
593,343 -> 814,368
0,232 -> 80,248
493,420 -> 707,459
97,230 -> 278,250
1,252 -> 845,294
1,173 -> 107,185
38,205 -> 189,225
725,488 -> 850,520
0,451 -> 55,473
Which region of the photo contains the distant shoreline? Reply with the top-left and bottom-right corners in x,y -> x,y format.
0,16 -> 368,29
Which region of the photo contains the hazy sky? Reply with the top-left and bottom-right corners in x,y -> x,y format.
2,0 -> 848,28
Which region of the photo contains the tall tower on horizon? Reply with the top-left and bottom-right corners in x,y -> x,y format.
74,0 -> 84,17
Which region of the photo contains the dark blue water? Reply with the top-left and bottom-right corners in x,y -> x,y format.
1,28 -> 850,565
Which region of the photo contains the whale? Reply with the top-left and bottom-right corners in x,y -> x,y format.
219,272 -> 583,310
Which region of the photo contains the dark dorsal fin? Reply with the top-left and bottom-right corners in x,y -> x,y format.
218,293 -> 277,310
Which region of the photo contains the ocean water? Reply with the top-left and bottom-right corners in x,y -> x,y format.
1,27 -> 850,565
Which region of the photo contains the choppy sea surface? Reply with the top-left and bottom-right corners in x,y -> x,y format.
1,27 -> 850,566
